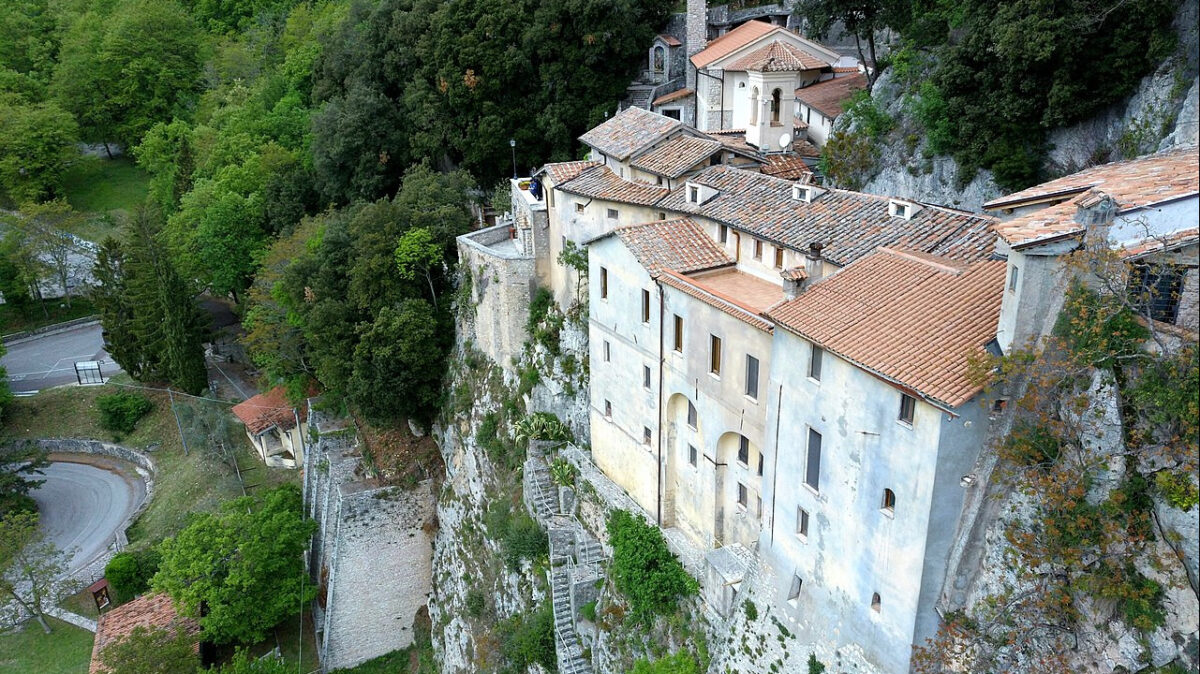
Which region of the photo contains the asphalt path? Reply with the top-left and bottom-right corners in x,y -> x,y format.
1,321 -> 122,393
30,460 -> 146,576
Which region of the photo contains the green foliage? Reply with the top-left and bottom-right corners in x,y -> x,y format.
1126,346 -> 1199,457
347,298 -> 445,428
0,442 -> 48,517
842,90 -> 893,140
0,96 -> 79,204
1053,283 -> 1148,369
527,286 -> 554,332
485,499 -> 548,569
743,599 -> 758,621
211,650 -> 293,674
97,625 -> 198,674
514,412 -> 572,444
580,599 -> 597,622
1001,422 -> 1062,467
607,509 -> 698,622
819,129 -> 875,190
496,603 -> 556,672
1154,471 -> 1199,511
105,549 -> 164,604
96,392 -> 154,435
0,510 -> 69,629
631,651 -> 701,674
152,484 -> 317,645
807,653 -> 827,674
1090,564 -> 1165,631
465,588 -> 486,619
549,456 -> 577,487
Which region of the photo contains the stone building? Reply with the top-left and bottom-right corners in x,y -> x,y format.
231,385 -> 308,469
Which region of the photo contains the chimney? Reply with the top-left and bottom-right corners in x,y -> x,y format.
685,0 -> 707,90
781,267 -> 808,300
804,242 -> 825,281
1074,190 -> 1117,247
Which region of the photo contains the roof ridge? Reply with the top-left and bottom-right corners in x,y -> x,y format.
878,247 -> 967,274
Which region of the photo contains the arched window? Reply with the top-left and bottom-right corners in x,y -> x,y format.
652,46 -> 665,73
882,488 -> 896,513
871,592 -> 881,612
749,87 -> 759,126
771,88 -> 782,124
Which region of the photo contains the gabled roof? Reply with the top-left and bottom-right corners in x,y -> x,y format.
90,594 -> 200,674
232,386 -> 303,435
657,165 -> 998,266
556,165 -> 670,207
609,218 -> 733,276
653,88 -> 694,106
726,40 -> 831,72
983,146 -> 1199,211
691,20 -> 780,68
579,107 -> 684,161
760,154 -> 813,181
630,136 -> 724,179
542,160 -> 600,185
768,248 -> 1006,409
795,73 -> 869,119
659,269 -> 775,332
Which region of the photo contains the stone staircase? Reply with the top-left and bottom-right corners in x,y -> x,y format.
622,85 -> 655,111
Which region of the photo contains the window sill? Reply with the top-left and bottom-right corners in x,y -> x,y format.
896,420 -> 913,430
879,508 -> 894,519
803,484 -> 819,497
709,372 -> 721,381
744,394 -> 758,405
807,376 -> 821,386
796,533 -> 808,543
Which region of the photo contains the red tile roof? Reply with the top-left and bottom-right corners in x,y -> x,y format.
768,248 -> 1006,408
232,386 -> 303,435
761,154 -> 814,181
659,269 -> 774,332
579,107 -> 684,161
657,34 -> 682,47
653,88 -> 694,106
556,165 -> 670,207
90,594 -> 200,674
984,146 -> 1199,211
611,218 -> 733,276
795,74 -> 869,119
542,160 -> 600,185
691,20 -> 781,68
630,135 -> 724,178
658,165 -> 998,266
726,40 -> 831,72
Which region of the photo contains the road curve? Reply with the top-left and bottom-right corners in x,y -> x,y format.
30,460 -> 146,576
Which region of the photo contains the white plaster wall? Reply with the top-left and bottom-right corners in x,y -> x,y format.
1110,195 -> 1198,247
995,242 -> 1075,354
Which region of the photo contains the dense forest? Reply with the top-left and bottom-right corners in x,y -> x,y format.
0,0 -> 667,423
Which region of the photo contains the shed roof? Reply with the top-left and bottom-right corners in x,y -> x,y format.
725,40 -> 830,72
630,135 -> 724,178
90,594 -> 200,674
691,20 -> 781,69
556,165 -> 670,207
609,218 -> 733,276
542,160 -> 600,185
795,73 -> 869,119
232,386 -> 303,435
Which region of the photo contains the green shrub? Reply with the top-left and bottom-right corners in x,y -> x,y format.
807,654 -> 826,674
1002,422 -> 1062,467
497,603 -> 555,671
549,456 -> 576,486
607,509 -> 698,622
581,600 -> 597,622
485,500 -> 548,568
515,412 -> 572,444
631,651 -> 700,674
96,392 -> 153,434
105,547 -> 161,603
1053,284 -> 1148,369
1155,470 -> 1199,511
743,599 -> 758,621
465,589 -> 486,618
527,287 -> 553,332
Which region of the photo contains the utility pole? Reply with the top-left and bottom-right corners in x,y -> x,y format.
510,138 -> 517,179
167,388 -> 190,456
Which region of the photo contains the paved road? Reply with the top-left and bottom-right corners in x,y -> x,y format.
30,461 -> 145,576
1,322 -> 122,393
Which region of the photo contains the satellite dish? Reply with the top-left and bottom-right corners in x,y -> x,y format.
778,133 -> 793,149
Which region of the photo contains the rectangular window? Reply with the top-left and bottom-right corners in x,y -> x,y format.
789,575 -> 803,601
1009,266 -> 1019,292
548,190 -> 554,207
603,340 -> 610,362
710,335 -> 722,375
641,289 -> 651,323
688,444 -> 698,467
600,267 -> 608,299
745,355 -> 759,399
774,246 -> 784,269
737,436 -> 749,465
757,452 -> 764,477
756,495 -> 763,517
686,402 -> 697,429
797,507 -> 809,538
673,315 -> 684,352
808,345 -> 823,381
805,429 -> 821,491
574,202 -> 584,214
899,394 -> 916,425
753,239 -> 763,260
643,365 -> 652,390
604,400 -> 612,419
737,483 -> 748,508
719,224 -> 728,243
606,208 -> 619,220
689,185 -> 699,203
643,426 -> 652,445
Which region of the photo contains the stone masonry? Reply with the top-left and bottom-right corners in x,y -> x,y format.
456,224 -> 537,375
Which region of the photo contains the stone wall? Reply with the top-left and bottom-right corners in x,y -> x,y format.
456,224 -> 537,375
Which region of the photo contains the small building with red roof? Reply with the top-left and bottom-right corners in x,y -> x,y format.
89,593 -> 200,674
231,385 -> 308,469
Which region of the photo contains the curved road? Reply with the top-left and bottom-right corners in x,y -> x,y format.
2,321 -> 122,393
30,461 -> 146,576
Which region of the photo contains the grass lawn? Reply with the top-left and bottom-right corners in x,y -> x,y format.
61,156 -> 150,218
0,617 -> 94,674
59,588 -> 100,621
0,378 -> 300,546
0,297 -> 96,336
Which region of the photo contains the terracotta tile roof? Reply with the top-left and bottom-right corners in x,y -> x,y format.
761,154 -> 814,181
691,20 -> 781,68
988,201 -> 1083,249
611,218 -> 733,276
659,269 -> 774,332
630,136 -> 724,178
1120,227 -> 1199,259
556,165 -> 670,207
659,165 -> 998,266
706,130 -> 759,154
984,146 -> 1199,210
542,160 -> 600,184
90,594 -> 200,674
795,74 -> 868,119
579,107 -> 683,161
768,248 -> 1006,408
794,139 -> 820,157
657,34 -> 682,47
232,385 -> 303,435
653,88 -> 694,106
726,40 -> 831,72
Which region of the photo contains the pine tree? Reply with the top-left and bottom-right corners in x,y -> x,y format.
90,237 -> 148,378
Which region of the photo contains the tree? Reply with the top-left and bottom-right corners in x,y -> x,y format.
0,443 -> 48,516
97,625 -> 198,674
795,0 -> 895,87
0,231 -> 38,318
394,227 -> 442,309
0,511 -> 69,633
0,345 -> 11,425
17,200 -> 86,306
347,299 -> 445,428
0,96 -> 78,203
211,650 -> 292,674
152,485 -> 316,645
90,237 -> 146,379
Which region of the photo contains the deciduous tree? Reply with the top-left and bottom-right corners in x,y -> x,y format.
0,510 -> 69,633
97,625 -> 198,674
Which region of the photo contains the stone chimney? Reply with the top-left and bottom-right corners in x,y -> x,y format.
1074,189 -> 1118,247
804,242 -> 825,281
781,267 -> 808,300
685,0 -> 707,90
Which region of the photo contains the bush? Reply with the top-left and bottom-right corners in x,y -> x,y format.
465,589 -> 486,619
743,599 -> 758,621
105,547 -> 161,603
1001,422 -> 1062,467
580,599 -> 597,622
497,603 -> 555,671
631,651 -> 700,674
1053,284 -> 1148,369
808,654 -> 826,674
485,499 -> 548,569
607,509 -> 698,622
96,392 -> 153,434
1155,470 -> 1199,511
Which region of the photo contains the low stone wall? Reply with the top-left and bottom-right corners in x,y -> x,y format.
2,316 -> 99,344
457,225 -> 536,373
